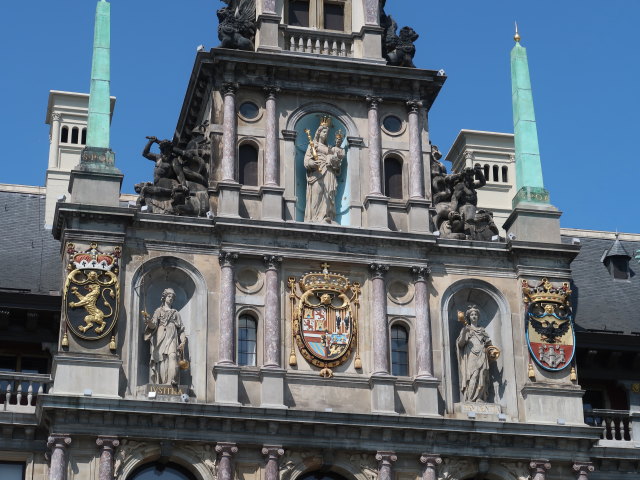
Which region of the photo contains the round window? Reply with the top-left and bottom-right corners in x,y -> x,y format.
239,102 -> 259,120
382,115 -> 403,133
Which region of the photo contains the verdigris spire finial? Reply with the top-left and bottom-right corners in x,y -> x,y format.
514,21 -> 521,43
510,26 -> 549,207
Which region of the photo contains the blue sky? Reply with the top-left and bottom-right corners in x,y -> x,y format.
1,1 -> 637,233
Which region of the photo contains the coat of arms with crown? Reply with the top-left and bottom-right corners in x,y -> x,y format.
63,242 -> 121,346
288,263 -> 361,377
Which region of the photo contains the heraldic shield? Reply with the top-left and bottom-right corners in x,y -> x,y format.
63,243 -> 121,341
289,264 -> 361,377
523,278 -> 575,372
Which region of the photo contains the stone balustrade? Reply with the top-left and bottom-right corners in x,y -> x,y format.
283,27 -> 354,58
585,408 -> 633,443
1,372 -> 51,411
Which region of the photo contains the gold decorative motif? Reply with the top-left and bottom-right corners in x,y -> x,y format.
528,362 -> 535,380
289,264 -> 360,377
319,115 -> 332,128
61,328 -> 69,348
570,366 -> 577,381
63,242 -> 121,342
632,383 -> 640,394
109,336 -> 117,351
522,277 -> 571,306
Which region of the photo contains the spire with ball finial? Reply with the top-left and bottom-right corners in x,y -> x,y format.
514,21 -> 521,43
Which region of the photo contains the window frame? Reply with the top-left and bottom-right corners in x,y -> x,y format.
237,139 -> 262,188
237,311 -> 259,367
383,154 -> 404,200
389,320 -> 411,377
286,0 -> 352,32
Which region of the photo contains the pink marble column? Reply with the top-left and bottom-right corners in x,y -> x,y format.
96,437 -> 120,480
47,435 -> 71,480
529,460 -> 551,480
264,87 -> 280,186
376,451 -> 397,480
407,101 -> 425,199
573,462 -> 595,480
370,263 -> 390,375
364,0 -> 381,25
263,255 -> 283,368
367,96 -> 383,196
262,446 -> 284,480
419,455 -> 442,480
219,251 -> 239,364
49,112 -> 62,169
221,83 -> 239,182
411,266 -> 433,378
216,443 -> 239,480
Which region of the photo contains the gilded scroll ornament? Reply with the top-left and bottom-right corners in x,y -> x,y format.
63,242 -> 121,341
522,278 -> 575,372
289,263 -> 360,377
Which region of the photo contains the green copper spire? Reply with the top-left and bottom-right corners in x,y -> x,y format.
86,0 -> 111,149
510,25 -> 549,206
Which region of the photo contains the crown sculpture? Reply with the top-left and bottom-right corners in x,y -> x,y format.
522,278 -> 571,306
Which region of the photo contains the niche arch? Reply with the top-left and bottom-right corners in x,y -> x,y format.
118,442 -> 214,480
128,256 -> 208,399
439,279 -> 516,416
284,457 -> 367,480
286,102 -> 359,226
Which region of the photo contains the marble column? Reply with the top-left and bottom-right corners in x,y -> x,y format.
263,255 -> 283,368
370,264 -> 390,375
47,435 -> 71,480
419,455 -> 442,480
262,446 -> 285,480
262,0 -> 276,14
48,113 -> 62,169
264,87 -> 280,186
221,83 -> 239,182
218,251 -> 239,365
366,96 -> 383,196
96,437 -> 120,480
411,266 -> 433,378
376,451 -> 397,480
407,101 -> 425,199
216,443 -> 239,480
529,460 -> 551,480
572,462 -> 595,480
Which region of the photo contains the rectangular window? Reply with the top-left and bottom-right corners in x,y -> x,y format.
289,0 -> 310,27
324,2 -> 345,31
0,462 -> 25,480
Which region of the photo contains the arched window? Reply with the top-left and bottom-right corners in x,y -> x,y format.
384,156 -> 403,199
492,165 -> 499,182
81,127 -> 87,145
128,462 -> 197,480
71,126 -> 79,144
238,314 -> 257,366
238,144 -> 258,186
483,164 -> 490,180
502,166 -> 508,183
60,126 -> 69,143
390,324 -> 409,376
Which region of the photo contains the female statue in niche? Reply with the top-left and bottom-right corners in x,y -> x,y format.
303,117 -> 345,223
144,288 -> 188,386
456,305 -> 500,402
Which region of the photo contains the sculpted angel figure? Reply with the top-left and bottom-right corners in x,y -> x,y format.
456,305 -> 500,402
303,119 -> 345,223
144,288 -> 187,386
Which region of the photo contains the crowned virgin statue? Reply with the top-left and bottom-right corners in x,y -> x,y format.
303,117 -> 345,223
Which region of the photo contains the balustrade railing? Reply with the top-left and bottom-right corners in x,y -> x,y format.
585,408 -> 632,442
282,27 -> 355,58
1,372 -> 51,410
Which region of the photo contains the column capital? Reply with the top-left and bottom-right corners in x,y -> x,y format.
410,266 -> 431,283
263,255 -> 283,270
219,251 -> 239,267
419,454 -> 442,467
464,150 -> 475,162
369,263 -> 389,279
406,100 -> 423,113
262,445 -> 285,459
366,96 -> 383,109
264,85 -> 281,98
376,451 -> 397,466
572,462 -> 595,478
222,83 -> 239,96
51,112 -> 62,122
216,442 -> 239,456
48,435 -> 72,449
96,436 -> 120,450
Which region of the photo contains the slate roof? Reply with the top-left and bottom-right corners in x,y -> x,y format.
564,234 -> 640,335
0,190 -> 61,298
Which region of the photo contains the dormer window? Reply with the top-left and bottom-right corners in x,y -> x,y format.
601,236 -> 632,281
289,0 -> 310,27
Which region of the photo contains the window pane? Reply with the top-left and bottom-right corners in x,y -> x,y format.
239,144 -> 258,186
289,0 -> 310,27
324,2 -> 344,31
391,325 -> 408,376
238,315 -> 257,366
384,157 -> 403,199
0,463 -> 24,480
130,463 -> 196,480
383,115 -> 402,133
239,102 -> 259,120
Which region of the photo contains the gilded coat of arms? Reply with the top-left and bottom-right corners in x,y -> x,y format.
288,264 -> 361,377
63,242 -> 121,343
522,278 -> 575,372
